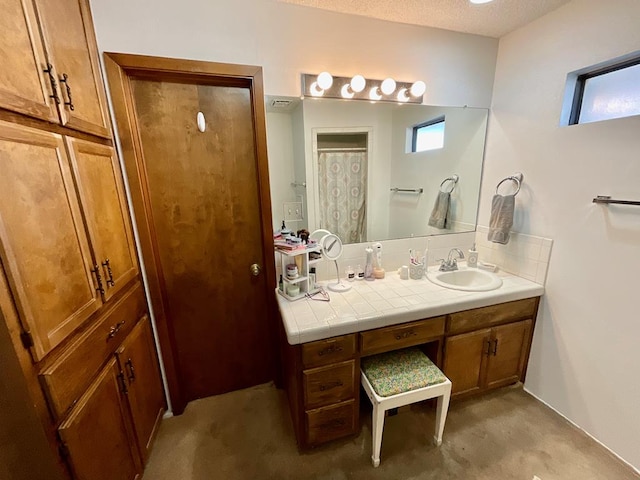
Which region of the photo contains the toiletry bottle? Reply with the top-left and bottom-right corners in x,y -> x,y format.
372,242 -> 385,278
309,267 -> 316,290
468,243 -> 478,268
364,246 -> 374,281
278,274 -> 283,292
346,265 -> 355,282
356,264 -> 364,280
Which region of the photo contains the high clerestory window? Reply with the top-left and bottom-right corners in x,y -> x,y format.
565,55 -> 640,125
411,117 -> 445,152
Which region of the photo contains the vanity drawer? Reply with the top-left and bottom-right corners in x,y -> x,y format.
301,334 -> 356,369
303,360 -> 356,409
305,399 -> 357,446
447,297 -> 539,335
40,282 -> 147,420
360,316 -> 445,357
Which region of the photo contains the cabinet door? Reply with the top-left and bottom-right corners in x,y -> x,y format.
66,138 -> 139,301
117,316 -> 165,462
485,319 -> 532,389
58,358 -> 141,480
34,0 -> 111,137
0,0 -> 60,122
0,121 -> 101,360
443,328 -> 490,396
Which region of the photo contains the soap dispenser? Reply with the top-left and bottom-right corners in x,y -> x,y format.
468,243 -> 478,268
372,242 -> 385,279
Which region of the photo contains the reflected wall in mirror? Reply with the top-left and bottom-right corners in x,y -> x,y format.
265,96 -> 488,244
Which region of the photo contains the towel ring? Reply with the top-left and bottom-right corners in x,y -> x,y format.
440,174 -> 459,194
495,173 -> 523,196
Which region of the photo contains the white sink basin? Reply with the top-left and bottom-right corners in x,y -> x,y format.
426,268 -> 503,292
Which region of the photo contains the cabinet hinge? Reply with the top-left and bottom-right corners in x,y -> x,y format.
58,443 -> 70,459
20,330 -> 34,349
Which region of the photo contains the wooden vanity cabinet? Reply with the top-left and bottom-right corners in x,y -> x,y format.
443,298 -> 539,398
0,0 -> 111,137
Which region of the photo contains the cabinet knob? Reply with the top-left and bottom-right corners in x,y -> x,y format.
250,263 -> 261,276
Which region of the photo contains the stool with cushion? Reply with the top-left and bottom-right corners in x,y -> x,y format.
361,347 -> 452,467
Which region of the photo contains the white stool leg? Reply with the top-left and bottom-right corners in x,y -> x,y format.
371,404 -> 385,467
433,383 -> 451,446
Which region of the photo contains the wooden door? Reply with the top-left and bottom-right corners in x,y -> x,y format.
0,0 -> 60,123
485,320 -> 532,389
443,328 -> 490,396
0,121 -> 102,360
34,0 -> 110,137
58,358 -> 141,480
127,75 -> 273,404
66,138 -> 139,301
116,316 -> 165,462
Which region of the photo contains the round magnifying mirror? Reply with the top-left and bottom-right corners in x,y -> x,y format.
320,233 -> 351,292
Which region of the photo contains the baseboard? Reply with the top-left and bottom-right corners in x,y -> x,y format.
523,387 -> 639,475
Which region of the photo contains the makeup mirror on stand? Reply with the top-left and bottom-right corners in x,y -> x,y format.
318,232 -> 351,292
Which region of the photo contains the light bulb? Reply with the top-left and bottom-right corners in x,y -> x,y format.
380,78 -> 396,95
397,88 -> 410,102
341,84 -> 354,99
369,86 -> 382,101
410,80 -> 426,97
317,71 -> 333,90
470,0 -> 494,3
350,75 -> 366,93
310,82 -> 324,97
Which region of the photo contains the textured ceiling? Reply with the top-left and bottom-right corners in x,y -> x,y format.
277,0 -> 571,38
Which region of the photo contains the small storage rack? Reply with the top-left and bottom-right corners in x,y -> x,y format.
276,245 -> 323,301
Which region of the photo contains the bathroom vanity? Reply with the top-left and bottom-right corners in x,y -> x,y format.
276,271 -> 543,448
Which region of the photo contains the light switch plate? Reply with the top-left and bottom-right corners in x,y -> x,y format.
283,201 -> 303,222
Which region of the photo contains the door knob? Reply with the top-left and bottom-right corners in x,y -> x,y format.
250,263 -> 261,276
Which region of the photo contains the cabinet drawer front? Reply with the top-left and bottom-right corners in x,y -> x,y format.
301,334 -> 356,368
360,317 -> 445,357
447,298 -> 539,335
303,360 -> 355,409
40,282 -> 147,419
306,399 -> 357,446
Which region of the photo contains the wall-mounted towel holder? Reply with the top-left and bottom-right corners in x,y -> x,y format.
390,187 -> 424,194
496,172 -> 523,196
291,181 -> 307,188
439,174 -> 459,193
593,195 -> 640,206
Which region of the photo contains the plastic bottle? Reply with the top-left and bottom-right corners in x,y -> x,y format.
372,242 -> 385,279
356,264 -> 364,280
278,274 -> 283,292
364,246 -> 375,281
468,243 -> 478,268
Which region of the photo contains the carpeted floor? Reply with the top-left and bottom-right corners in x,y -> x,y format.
142,383 -> 638,480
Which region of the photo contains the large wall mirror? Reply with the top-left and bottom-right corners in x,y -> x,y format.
265,96 -> 488,244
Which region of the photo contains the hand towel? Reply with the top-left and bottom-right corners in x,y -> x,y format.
488,194 -> 515,244
428,191 -> 450,229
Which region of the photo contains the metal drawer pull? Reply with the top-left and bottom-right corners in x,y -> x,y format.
125,358 -> 136,382
395,330 -> 417,340
102,258 -> 115,287
319,380 -> 343,391
485,339 -> 492,356
90,265 -> 105,294
43,63 -> 60,104
492,338 -> 499,356
319,344 -> 343,356
59,73 -> 75,110
108,320 -> 126,339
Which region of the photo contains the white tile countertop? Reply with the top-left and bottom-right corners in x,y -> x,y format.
276,266 -> 545,345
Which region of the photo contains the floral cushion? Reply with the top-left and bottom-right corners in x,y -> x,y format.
361,348 -> 447,397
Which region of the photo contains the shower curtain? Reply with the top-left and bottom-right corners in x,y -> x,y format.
318,150 -> 367,244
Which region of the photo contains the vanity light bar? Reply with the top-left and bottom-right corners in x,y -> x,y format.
301,73 -> 425,104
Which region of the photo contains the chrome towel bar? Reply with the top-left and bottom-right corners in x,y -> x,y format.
390,187 -> 424,194
593,195 -> 640,206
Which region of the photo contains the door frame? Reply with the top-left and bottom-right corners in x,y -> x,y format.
103,53 -> 277,414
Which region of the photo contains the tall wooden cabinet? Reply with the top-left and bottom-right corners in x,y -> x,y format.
0,1 -> 165,479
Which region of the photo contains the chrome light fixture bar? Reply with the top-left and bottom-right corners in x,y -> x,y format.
302,73 -> 425,104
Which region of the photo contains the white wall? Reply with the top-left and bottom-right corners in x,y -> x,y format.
481,0 -> 640,471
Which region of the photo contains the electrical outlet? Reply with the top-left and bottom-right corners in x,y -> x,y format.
283,201 -> 303,222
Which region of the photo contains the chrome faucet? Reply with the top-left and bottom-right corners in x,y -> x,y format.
438,248 -> 465,271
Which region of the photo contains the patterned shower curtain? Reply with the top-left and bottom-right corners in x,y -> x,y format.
318,150 -> 367,244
